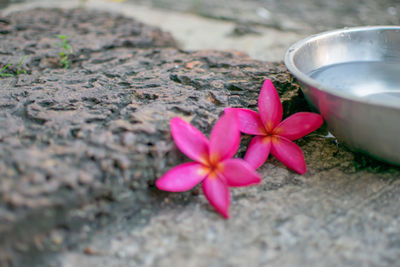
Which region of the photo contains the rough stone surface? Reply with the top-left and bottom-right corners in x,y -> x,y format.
0,8 -> 310,266
0,6 -> 399,267
60,168 -> 400,267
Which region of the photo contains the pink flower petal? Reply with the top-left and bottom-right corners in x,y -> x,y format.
219,158 -> 262,187
202,176 -> 231,218
156,162 -> 207,192
275,112 -> 323,141
209,112 -> 241,163
270,136 -> 306,174
244,136 -> 272,169
225,108 -> 266,135
170,117 -> 209,164
258,79 -> 283,132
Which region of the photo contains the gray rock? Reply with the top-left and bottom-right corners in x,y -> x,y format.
0,8 -> 311,266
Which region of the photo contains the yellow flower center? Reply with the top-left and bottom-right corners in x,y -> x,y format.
198,153 -> 225,179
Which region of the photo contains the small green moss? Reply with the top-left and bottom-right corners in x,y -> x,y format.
0,63 -> 14,77
16,55 -> 28,76
353,153 -> 393,173
55,35 -> 73,69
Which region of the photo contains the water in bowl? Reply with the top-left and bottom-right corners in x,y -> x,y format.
309,61 -> 400,106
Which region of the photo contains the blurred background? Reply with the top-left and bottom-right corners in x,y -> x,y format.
1,0 -> 399,61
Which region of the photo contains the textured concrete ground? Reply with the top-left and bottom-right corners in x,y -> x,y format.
0,1 -> 400,267
60,166 -> 400,267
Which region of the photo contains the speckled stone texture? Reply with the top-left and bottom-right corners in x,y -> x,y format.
0,8 -> 309,266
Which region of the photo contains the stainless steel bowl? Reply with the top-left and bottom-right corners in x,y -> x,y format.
284,26 -> 400,166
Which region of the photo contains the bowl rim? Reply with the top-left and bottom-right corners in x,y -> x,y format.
284,25 -> 400,110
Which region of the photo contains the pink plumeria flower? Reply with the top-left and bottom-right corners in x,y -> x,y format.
156,113 -> 262,218
226,79 -> 323,174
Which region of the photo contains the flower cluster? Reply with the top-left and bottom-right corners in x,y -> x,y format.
156,79 -> 323,218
